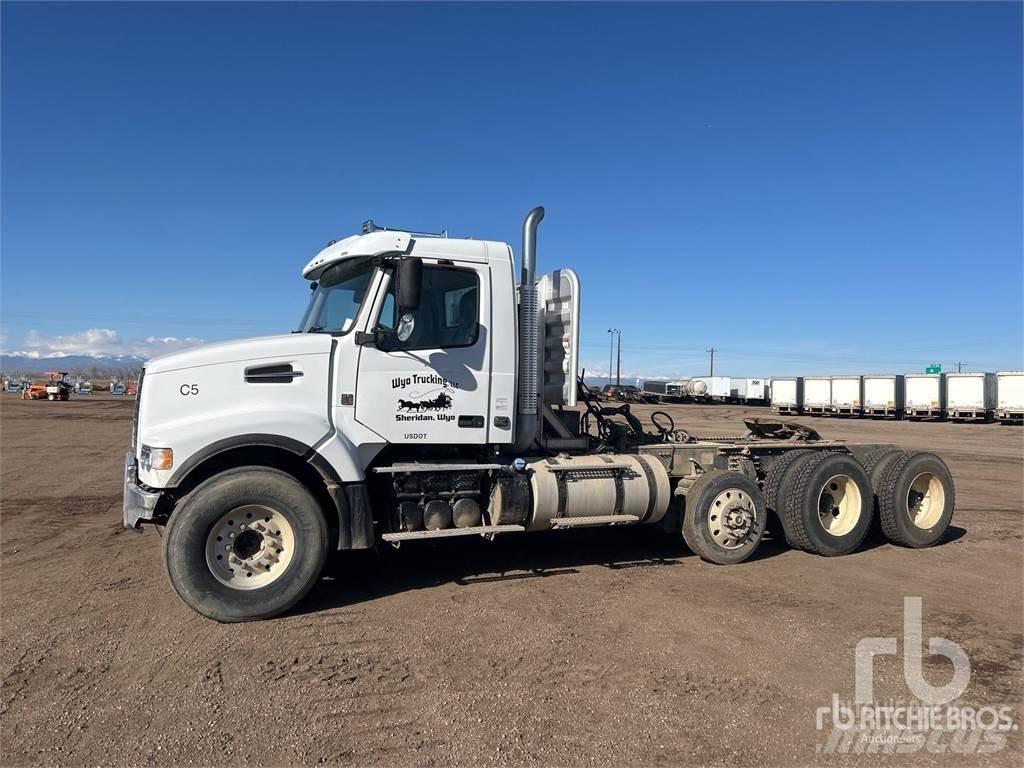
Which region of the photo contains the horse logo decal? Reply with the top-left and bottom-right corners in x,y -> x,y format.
398,392 -> 453,412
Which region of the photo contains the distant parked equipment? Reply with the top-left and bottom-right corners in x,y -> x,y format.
996,371 -> 1024,425
945,372 -> 997,422
691,376 -> 730,401
830,376 -> 863,416
110,380 -> 127,396
743,378 -> 768,404
769,377 -> 803,415
20,371 -> 71,401
730,378 -> 748,401
641,379 -> 690,403
863,375 -> 905,419
905,374 -> 946,420
803,376 -> 831,415
687,378 -> 709,398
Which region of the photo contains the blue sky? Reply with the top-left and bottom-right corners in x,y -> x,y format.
2,1 -> 1021,378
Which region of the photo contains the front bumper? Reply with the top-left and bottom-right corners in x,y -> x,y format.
123,451 -> 161,529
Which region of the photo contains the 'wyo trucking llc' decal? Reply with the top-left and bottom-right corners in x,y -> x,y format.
392,374 -> 460,423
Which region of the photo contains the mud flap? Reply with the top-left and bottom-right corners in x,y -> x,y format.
329,483 -> 375,550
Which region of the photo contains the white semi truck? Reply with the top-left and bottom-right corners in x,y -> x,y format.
123,209 -> 956,621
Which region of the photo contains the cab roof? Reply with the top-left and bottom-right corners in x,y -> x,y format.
302,230 -> 512,280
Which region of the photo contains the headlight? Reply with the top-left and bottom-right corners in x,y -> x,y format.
140,445 -> 174,471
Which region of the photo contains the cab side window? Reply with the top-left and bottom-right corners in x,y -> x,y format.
382,266 -> 479,349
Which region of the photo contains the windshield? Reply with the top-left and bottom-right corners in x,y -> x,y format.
298,257 -> 375,333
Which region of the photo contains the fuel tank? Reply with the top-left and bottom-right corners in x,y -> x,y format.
525,454 -> 671,531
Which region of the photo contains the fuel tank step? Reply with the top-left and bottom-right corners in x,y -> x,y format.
549,515 -> 640,528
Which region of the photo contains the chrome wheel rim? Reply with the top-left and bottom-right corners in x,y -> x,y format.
817,474 -> 862,537
708,488 -> 758,549
908,473 -> 944,529
205,505 -> 295,590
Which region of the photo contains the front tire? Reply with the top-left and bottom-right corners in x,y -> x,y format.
682,470 -> 766,564
164,467 -> 329,622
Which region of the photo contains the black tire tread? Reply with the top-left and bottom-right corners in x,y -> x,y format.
163,466 -> 329,623
779,452 -> 827,552
682,470 -> 765,565
861,447 -> 902,479
877,451 -> 917,546
764,449 -> 822,548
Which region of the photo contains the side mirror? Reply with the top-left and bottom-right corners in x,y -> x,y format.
397,257 -> 422,311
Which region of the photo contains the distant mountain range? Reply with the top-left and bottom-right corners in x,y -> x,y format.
0,353 -> 147,374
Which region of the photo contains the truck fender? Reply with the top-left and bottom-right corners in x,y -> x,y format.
167,433 -> 374,550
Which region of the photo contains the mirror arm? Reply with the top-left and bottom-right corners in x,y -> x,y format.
354,331 -> 376,346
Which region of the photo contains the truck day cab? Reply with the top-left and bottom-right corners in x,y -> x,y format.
124,208 -> 956,622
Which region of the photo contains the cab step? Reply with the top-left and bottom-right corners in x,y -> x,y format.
381,524 -> 525,542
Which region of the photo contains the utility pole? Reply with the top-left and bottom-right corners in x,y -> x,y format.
615,331 -> 622,387
956,361 -> 964,373
707,347 -> 717,377
607,328 -> 619,387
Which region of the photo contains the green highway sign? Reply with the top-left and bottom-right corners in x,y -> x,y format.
925,364 -> 941,374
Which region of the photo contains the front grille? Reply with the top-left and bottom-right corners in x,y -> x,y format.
130,370 -> 144,454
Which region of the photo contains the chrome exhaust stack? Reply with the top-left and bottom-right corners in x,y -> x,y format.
513,206 -> 544,452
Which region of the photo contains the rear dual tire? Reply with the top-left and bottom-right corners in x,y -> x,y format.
874,452 -> 955,548
779,453 -> 873,556
766,448 -> 954,556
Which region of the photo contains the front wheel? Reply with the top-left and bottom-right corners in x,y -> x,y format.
163,467 -> 329,622
682,470 -> 766,564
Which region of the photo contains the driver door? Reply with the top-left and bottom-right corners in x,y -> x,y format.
354,261 -> 491,445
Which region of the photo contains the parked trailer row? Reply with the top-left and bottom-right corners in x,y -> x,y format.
769,372 -> 1022,424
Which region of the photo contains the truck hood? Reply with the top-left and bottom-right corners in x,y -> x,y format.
144,333 -> 333,374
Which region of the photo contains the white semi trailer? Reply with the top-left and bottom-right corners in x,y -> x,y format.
729,378 -> 768,404
691,376 -> 731,401
905,374 -> 946,420
863,375 -> 905,419
830,376 -> 863,416
996,371 -> 1024,425
946,372 -> 997,422
769,377 -> 803,415
803,376 -> 832,415
122,208 -> 956,621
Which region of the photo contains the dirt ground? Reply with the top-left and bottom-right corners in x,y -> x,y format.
1,394 -> 1022,767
